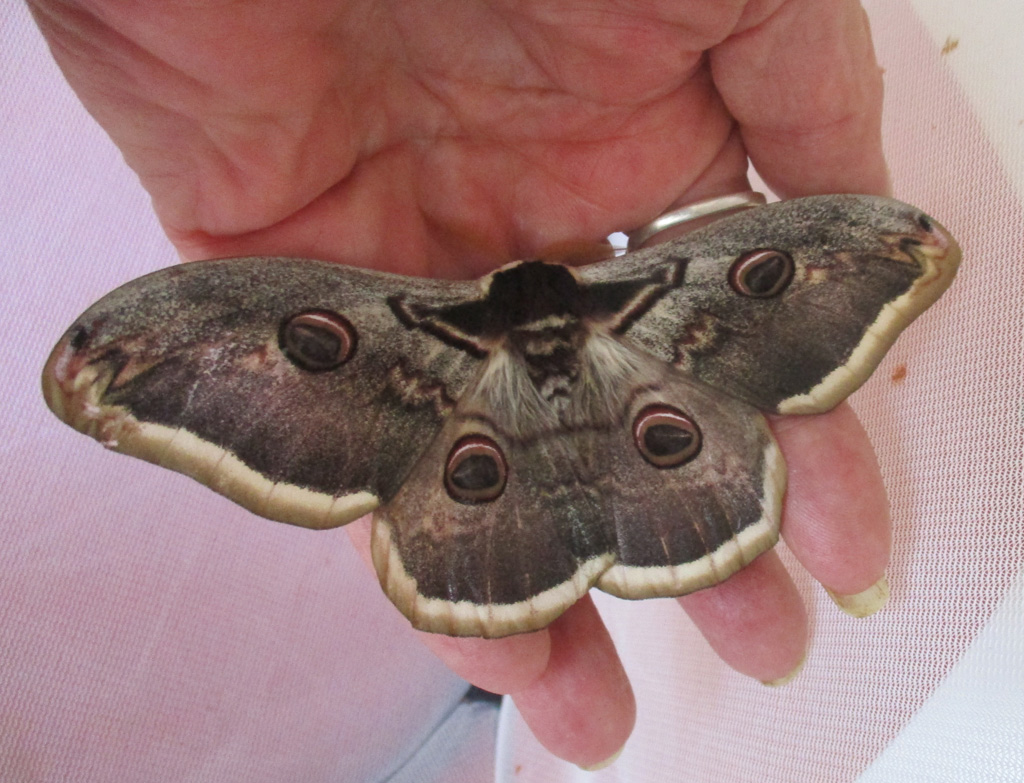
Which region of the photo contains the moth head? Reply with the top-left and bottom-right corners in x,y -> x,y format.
279,309 -> 357,372
633,404 -> 703,468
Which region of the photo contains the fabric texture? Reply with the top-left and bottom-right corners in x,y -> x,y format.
1,6 -> 495,782
500,2 -> 1024,780
2,1 -> 1021,781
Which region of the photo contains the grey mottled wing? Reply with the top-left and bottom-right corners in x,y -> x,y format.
43,257 -> 482,528
372,351 -> 783,638
580,195 -> 961,414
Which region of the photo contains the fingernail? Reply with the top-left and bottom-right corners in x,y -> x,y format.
578,745 -> 624,772
761,652 -> 807,687
826,575 -> 890,618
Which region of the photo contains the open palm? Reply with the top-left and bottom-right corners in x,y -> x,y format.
32,0 -> 892,767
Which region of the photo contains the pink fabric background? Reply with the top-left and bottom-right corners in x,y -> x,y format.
3,1 -> 1022,781
2,6 -> 487,781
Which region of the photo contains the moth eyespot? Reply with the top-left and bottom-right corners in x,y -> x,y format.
916,213 -> 934,233
729,250 -> 794,298
633,405 -> 702,468
445,435 -> 507,504
279,310 -> 356,372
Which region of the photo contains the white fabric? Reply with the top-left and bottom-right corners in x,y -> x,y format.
500,2 -> 1024,780
2,1 -> 1021,781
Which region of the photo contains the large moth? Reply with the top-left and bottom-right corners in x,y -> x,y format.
42,195 -> 960,638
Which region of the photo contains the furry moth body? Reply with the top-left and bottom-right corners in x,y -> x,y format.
42,196 -> 960,637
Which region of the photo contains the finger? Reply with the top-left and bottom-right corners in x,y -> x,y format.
509,597 -> 636,769
421,595 -> 635,769
709,0 -> 889,197
770,402 -> 892,613
347,520 -> 635,767
345,518 -> 551,688
677,549 -> 808,684
661,124 -> 754,209
415,626 -> 553,694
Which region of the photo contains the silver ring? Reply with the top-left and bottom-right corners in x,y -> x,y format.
627,191 -> 767,251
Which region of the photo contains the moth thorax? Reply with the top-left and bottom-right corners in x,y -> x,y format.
508,319 -> 585,390
476,328 -> 652,436
577,331 -> 652,423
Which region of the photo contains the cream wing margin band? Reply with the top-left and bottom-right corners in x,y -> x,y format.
372,438 -> 787,638
778,241 -> 959,415
49,366 -> 379,530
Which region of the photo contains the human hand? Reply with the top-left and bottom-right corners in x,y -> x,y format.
30,0 -> 891,768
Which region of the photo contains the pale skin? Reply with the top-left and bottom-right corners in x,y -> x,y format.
30,0 -> 892,768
